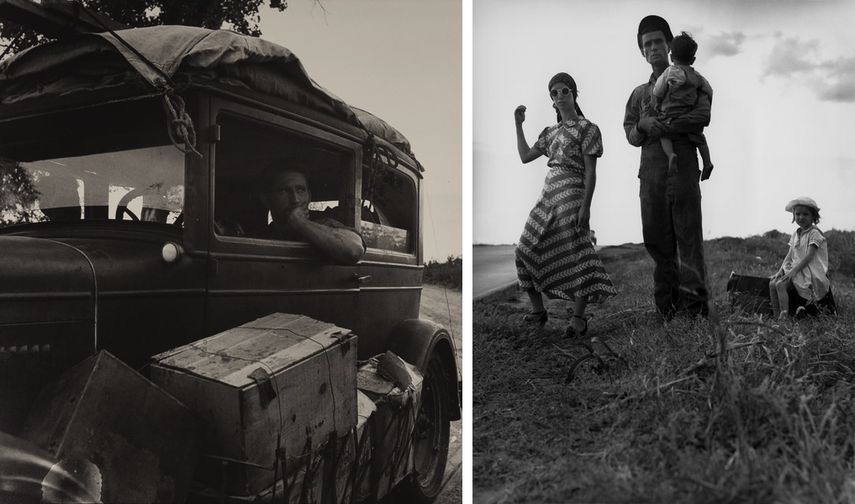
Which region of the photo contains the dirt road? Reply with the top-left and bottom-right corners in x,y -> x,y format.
420,284 -> 462,369
420,284 -> 462,504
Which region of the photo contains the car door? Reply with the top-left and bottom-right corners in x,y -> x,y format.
356,159 -> 424,358
204,101 -> 363,336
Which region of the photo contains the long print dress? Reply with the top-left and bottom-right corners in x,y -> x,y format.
515,118 -> 617,302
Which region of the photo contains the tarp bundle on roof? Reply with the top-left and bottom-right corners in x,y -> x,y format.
0,25 -> 414,158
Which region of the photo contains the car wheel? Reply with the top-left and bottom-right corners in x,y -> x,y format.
401,353 -> 450,502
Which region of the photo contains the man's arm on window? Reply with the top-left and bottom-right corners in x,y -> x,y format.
299,219 -> 365,265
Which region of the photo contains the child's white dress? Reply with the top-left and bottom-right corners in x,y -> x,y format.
783,226 -> 831,302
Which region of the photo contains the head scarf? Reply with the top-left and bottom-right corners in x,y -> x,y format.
548,72 -> 577,97
547,72 -> 584,122
637,15 -> 673,49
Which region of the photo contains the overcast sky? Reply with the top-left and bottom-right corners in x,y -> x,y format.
474,0 -> 855,246
259,0 -> 461,261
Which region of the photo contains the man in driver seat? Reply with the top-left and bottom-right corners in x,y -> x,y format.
259,161 -> 365,265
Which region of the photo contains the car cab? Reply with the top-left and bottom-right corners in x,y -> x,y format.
0,25 -> 458,500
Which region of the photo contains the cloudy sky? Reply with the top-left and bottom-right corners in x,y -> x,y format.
474,0 -> 855,246
259,0 -> 461,261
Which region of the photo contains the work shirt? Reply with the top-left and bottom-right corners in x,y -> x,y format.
623,72 -> 711,178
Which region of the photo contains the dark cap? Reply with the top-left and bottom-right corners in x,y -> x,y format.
637,15 -> 673,49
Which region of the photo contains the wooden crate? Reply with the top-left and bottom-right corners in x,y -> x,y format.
150,313 -> 358,497
331,390 -> 375,504
191,392 -> 376,504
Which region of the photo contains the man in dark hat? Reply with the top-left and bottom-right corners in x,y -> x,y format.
623,14 -> 711,319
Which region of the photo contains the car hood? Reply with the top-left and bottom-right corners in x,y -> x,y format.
0,235 -> 95,325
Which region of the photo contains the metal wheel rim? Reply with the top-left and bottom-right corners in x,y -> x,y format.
413,357 -> 447,490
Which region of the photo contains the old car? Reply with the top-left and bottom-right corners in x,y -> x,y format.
0,22 -> 459,503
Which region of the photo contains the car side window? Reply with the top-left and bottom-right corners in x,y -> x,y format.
361,165 -> 416,254
213,114 -> 356,241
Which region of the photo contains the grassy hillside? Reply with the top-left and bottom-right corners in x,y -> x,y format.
474,230 -> 855,504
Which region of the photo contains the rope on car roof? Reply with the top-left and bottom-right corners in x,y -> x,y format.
161,90 -> 202,157
73,1 -> 202,157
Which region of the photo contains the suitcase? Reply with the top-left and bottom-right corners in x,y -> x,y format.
727,272 -> 838,317
151,313 -> 358,497
726,272 -> 773,315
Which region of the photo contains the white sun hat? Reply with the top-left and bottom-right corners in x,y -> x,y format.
785,197 -> 820,213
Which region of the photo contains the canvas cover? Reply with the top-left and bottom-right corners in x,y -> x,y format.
0,25 -> 414,158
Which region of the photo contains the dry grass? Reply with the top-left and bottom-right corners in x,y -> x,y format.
473,232 -> 855,504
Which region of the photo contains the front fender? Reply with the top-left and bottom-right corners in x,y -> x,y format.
387,318 -> 461,421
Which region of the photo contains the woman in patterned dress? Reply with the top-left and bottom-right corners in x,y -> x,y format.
513,72 -> 617,337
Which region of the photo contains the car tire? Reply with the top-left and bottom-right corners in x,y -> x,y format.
400,353 -> 451,502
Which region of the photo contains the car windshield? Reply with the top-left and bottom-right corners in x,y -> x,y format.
1,146 -> 184,229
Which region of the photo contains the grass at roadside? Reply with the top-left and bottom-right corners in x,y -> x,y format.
425,255 -> 462,290
474,231 -> 855,503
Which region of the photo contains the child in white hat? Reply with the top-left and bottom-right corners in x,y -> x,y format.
769,197 -> 831,318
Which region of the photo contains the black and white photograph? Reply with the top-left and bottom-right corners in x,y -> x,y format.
0,1 -> 461,503
6,0 -> 855,503
474,0 -> 855,502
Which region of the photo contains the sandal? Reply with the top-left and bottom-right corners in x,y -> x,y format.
565,315 -> 588,339
523,310 -> 548,327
